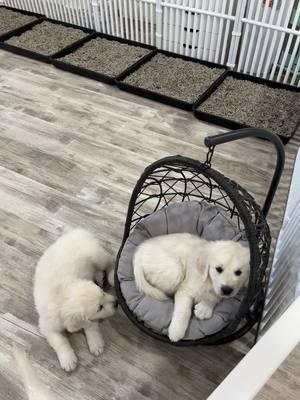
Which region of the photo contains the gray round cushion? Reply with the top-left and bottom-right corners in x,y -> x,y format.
117,201 -> 247,340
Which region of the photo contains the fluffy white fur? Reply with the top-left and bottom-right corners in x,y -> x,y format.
34,229 -> 116,371
133,233 -> 250,342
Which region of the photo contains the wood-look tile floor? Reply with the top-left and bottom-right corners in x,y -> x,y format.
256,343 -> 300,400
0,50 -> 299,400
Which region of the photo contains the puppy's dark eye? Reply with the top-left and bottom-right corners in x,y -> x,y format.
98,305 -> 103,311
235,270 -> 242,276
216,266 -> 223,273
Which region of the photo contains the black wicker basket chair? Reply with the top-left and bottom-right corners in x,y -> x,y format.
115,128 -> 285,345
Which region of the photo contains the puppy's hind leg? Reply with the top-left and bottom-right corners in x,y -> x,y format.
42,330 -> 77,372
168,291 -> 193,342
84,322 -> 104,356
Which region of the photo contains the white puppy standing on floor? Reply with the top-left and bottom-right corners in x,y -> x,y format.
134,233 -> 250,342
34,229 -> 116,372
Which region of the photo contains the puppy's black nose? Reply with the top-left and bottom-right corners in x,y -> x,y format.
221,286 -> 233,296
113,300 -> 118,308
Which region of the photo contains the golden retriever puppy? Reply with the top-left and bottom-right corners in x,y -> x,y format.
34,229 -> 116,371
134,233 -> 250,342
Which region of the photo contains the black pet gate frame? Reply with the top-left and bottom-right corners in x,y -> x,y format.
115,128 -> 285,345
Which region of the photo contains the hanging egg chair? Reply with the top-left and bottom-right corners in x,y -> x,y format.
115,128 -> 285,345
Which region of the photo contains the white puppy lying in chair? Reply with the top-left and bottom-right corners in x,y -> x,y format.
134,233 -> 250,342
34,229 -> 116,371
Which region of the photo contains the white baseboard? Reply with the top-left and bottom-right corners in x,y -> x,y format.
207,298 -> 300,400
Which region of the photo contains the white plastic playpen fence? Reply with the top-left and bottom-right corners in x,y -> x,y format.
259,149 -> 300,337
2,0 -> 300,86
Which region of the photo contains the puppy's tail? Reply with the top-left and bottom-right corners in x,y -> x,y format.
13,345 -> 57,400
134,262 -> 168,301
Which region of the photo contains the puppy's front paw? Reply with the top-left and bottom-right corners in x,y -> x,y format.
88,341 -> 104,356
168,322 -> 185,342
194,302 -> 213,320
59,351 -> 78,372
87,336 -> 104,356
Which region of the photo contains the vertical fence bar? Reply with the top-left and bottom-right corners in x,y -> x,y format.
150,1 -> 154,45
208,0 -> 218,62
243,2 -> 262,73
277,3 -> 300,82
123,0 -> 129,38
162,0 -> 168,50
179,0 -> 187,55
197,0 -> 205,59
43,0 -> 50,18
227,0 -> 247,68
75,0 -> 82,25
283,34 -> 300,84
191,0 -> 200,58
155,0 -> 163,48
237,0 -> 255,71
86,0 -> 93,28
220,0 -> 234,65
63,0 -> 70,23
139,0 -> 144,43
39,0 -> 45,14
262,0 -> 287,79
63,0 -> 71,24
72,0 -> 79,25
62,0 -> 69,22
59,0 -> 68,22
128,0 -> 134,40
82,0 -> 89,27
51,0 -> 59,19
133,0 -> 139,41
108,0 -> 115,35
32,0 -> 40,13
103,0 -> 111,34
291,52 -> 300,86
69,0 -> 77,24
30,0 -> 38,13
173,0 -> 180,53
256,0 -> 279,77
185,4 -> 193,56
118,0 -> 124,37
60,0 -> 68,22
168,0 -> 174,52
19,0 -> 25,10
202,0 -> 211,60
144,1 -> 149,44
214,0 -> 226,63
92,0 -> 101,31
28,0 -> 34,12
269,0 -> 295,81
113,0 -> 119,36
55,0 -> 63,21
99,0 -> 107,32
57,0 -> 65,21
249,1 -> 269,75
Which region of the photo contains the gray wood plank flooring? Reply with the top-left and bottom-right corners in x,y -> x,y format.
0,50 -> 299,399
255,344 -> 300,400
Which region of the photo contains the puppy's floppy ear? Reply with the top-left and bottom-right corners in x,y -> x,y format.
60,280 -> 100,333
63,311 -> 85,333
60,294 -> 86,333
196,255 -> 209,282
